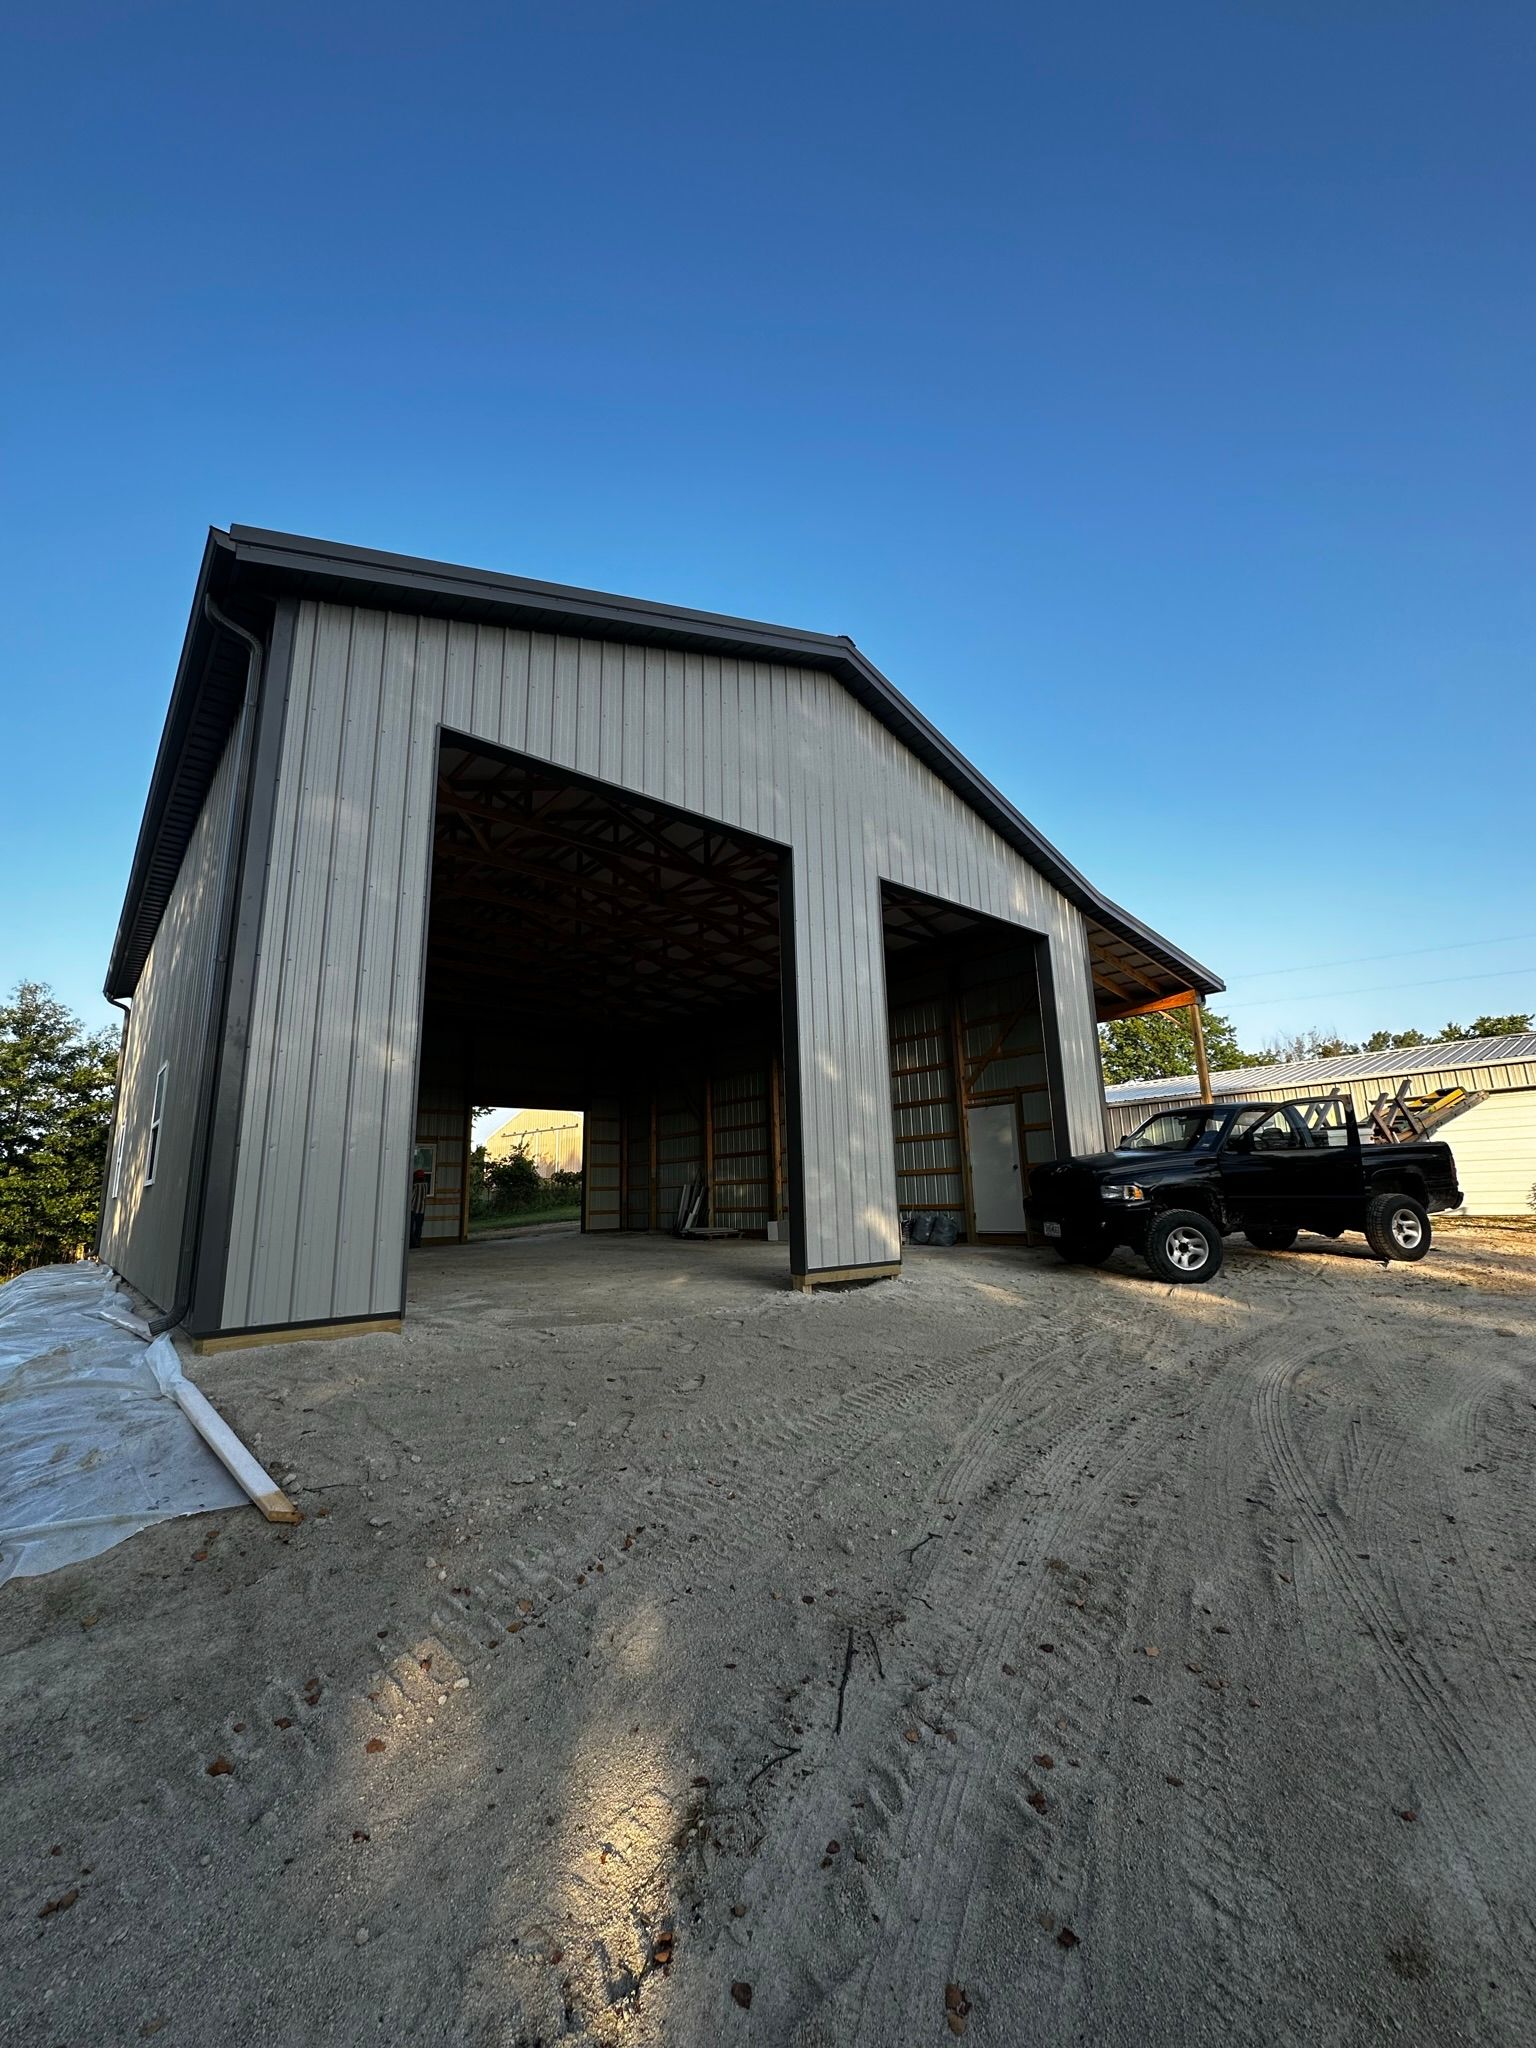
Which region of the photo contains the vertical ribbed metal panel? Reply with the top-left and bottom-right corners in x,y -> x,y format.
712,1069 -> 771,1230
584,1100 -> 622,1230
100,725 -> 240,1313
656,1088 -> 704,1226
413,1082 -> 466,1243
225,601 -> 1118,1326
888,995 -> 964,1221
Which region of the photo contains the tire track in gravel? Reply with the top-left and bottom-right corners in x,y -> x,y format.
1143,1310 -> 1353,2048
1249,1329 -> 1536,1995
747,1303 -> 1270,2047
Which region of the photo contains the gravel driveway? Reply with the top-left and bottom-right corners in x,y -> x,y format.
4,1221 -> 1533,2046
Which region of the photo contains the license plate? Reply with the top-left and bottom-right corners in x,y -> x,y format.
1042,1220 -> 1062,1239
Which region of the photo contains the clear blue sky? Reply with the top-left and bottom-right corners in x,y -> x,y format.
3,1 -> 1531,1052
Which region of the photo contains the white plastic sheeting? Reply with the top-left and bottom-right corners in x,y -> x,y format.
0,1262 -> 245,1584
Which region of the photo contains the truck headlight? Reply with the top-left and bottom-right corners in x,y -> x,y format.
1102,1183 -> 1148,1202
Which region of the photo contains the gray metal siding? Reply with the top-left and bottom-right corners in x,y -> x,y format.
100,724 -> 239,1313
224,602 -> 1110,1327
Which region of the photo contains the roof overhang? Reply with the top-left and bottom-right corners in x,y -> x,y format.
107,525 -> 1224,1005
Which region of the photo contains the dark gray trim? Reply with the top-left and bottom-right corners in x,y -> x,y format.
797,1262 -> 903,1284
185,600 -> 297,1337
776,850 -> 808,1277
391,716 -> 450,1321
105,531 -> 259,999
110,525 -> 1221,1003
1032,933 -> 1077,1164
199,1310 -> 404,1343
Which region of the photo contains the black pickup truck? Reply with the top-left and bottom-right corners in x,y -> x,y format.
1025,1096 -> 1462,1285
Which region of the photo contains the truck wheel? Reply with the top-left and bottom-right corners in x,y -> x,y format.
1055,1229 -> 1114,1267
1365,1191 -> 1431,1262
1144,1208 -> 1224,1285
1245,1224 -> 1299,1252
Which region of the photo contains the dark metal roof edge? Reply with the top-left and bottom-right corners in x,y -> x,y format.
111,525 -> 1222,1001
104,530 -> 235,999
224,529 -> 1223,995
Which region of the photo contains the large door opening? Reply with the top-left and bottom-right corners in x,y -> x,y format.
881,882 -> 1066,1246
414,734 -> 791,1259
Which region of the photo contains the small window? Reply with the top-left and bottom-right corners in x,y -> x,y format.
145,1062 -> 169,1186
1231,1107 -> 1303,1153
109,1126 -> 126,1200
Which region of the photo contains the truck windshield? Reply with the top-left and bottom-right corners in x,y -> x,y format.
1120,1108 -> 1227,1152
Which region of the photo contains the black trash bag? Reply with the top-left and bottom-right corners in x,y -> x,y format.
906,1212 -> 934,1245
928,1212 -> 960,1247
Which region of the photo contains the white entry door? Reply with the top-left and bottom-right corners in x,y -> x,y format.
968,1102 -> 1026,1234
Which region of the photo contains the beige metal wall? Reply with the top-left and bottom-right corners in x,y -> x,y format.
101,724 -> 239,1313
1416,1093 -> 1535,1215
222,600 -> 1105,1329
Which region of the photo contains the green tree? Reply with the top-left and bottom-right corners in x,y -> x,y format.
1098,1007 -> 1257,1087
469,1139 -> 544,1216
1360,1028 -> 1429,1053
0,982 -> 119,1280
1261,1027 -> 1359,1063
1442,1012 -> 1532,1040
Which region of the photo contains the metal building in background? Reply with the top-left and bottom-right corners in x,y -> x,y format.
1105,1035 -> 1536,1217
99,527 -> 1221,1345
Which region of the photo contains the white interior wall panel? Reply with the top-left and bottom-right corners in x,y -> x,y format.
101,725 -> 239,1315
226,602 -> 1106,1327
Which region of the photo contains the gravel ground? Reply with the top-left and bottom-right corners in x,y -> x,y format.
3,1220 -> 1535,2047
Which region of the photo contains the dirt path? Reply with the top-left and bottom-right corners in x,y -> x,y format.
3,1223 -> 1534,2046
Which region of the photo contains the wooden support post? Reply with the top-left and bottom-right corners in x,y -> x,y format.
459,1101 -> 472,1243
1189,1000 -> 1214,1104
948,989 -> 979,1242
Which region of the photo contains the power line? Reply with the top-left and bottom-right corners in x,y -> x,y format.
1221,931 -> 1536,983
1223,965 -> 1535,1012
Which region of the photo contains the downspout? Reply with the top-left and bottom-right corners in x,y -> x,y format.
144,597 -> 264,1335
95,994 -> 133,1254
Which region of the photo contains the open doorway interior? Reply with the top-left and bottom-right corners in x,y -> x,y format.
881,882 -> 1061,1247
413,736 -> 788,1253
465,1106 -> 585,1237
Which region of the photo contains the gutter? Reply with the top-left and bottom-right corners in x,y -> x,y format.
94,994 -> 132,1254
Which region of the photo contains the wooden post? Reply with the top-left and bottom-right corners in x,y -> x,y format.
948,989 -> 979,1242
459,1101 -> 472,1243
1189,999 -> 1214,1104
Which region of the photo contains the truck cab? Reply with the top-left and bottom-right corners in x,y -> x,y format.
1025,1096 -> 1462,1285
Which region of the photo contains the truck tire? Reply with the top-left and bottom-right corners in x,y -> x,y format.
1055,1228 -> 1114,1267
1245,1223 -> 1299,1252
1364,1191 -> 1431,1262
1144,1208 -> 1224,1285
